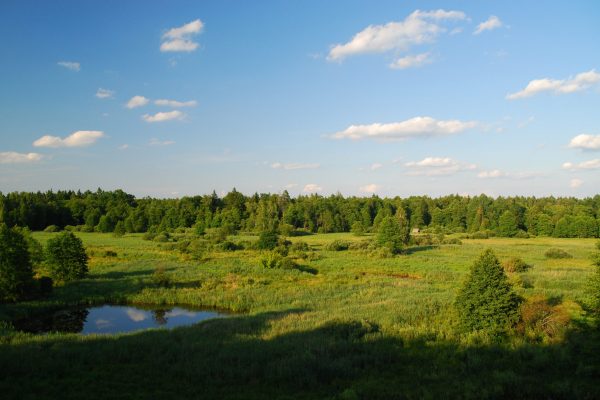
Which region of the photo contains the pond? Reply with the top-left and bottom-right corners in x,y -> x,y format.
13,305 -> 229,335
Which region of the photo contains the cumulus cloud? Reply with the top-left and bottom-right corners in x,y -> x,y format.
327,9 -> 465,64
359,184 -> 380,193
477,170 -> 540,180
404,157 -> 476,176
474,16 -> 502,34
149,138 -> 175,146
303,184 -> 323,193
568,134 -> 600,150
95,88 -> 115,99
562,159 -> 600,171
389,52 -> 432,69
161,19 -> 203,52
126,95 -> 149,109
57,61 -> 80,71
507,69 -> 600,100
332,116 -> 477,141
271,162 -> 320,170
370,163 -> 383,171
154,99 -> 197,108
0,152 -> 43,164
33,131 -> 105,148
142,110 -> 184,122
570,178 -> 583,188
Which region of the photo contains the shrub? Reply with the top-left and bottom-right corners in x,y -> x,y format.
516,296 -> 571,341
152,266 -> 172,288
46,231 -> 89,282
351,221 -> 365,236
257,231 -> 279,250
514,230 -> 530,239
454,249 -> 521,333
348,240 -> 371,251
259,252 -> 283,269
545,248 -> 572,259
503,257 -> 532,273
588,252 -> 600,320
217,241 -> 240,252
103,250 -> 118,257
279,223 -> 294,237
442,238 -> 463,245
113,221 -> 126,237
290,241 -> 310,252
43,225 -> 60,233
324,240 -> 350,251
0,224 -> 35,302
376,216 -> 407,254
153,231 -> 171,243
142,231 -> 157,241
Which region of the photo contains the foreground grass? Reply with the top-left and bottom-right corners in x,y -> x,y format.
1,233 -> 598,399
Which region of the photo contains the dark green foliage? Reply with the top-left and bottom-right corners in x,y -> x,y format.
36,276 -> 53,297
351,221 -> 365,236
0,224 -> 34,302
589,252 -> 600,321
256,231 -> 279,250
152,266 -> 172,288
545,248 -> 572,259
376,216 -> 407,254
454,249 -> 521,332
113,221 -> 125,237
15,227 -> 44,266
46,231 -> 89,282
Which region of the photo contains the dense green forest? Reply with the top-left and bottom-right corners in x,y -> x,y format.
1,189 -> 600,238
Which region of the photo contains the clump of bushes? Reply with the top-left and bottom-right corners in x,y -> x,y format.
545,248 -> 572,259
348,240 -> 372,251
216,240 -> 242,252
324,240 -> 350,251
43,225 -> 61,233
514,230 -> 530,239
442,238 -> 462,245
290,241 -> 310,252
153,231 -> 171,243
103,250 -> 118,257
256,231 -> 279,250
152,266 -> 172,288
502,257 -> 532,273
516,296 -> 571,342
258,252 -> 298,270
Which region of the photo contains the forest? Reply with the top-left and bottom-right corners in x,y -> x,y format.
2,189 -> 600,238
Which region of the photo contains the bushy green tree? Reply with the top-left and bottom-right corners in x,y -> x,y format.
376,217 -> 405,254
46,231 -> 88,282
351,221 -> 365,236
497,211 -> 518,237
0,224 -> 34,302
256,230 -> 279,250
589,250 -> 600,321
454,249 -> 521,332
113,220 -> 126,237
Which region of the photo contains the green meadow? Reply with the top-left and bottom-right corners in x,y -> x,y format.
1,232 -> 599,399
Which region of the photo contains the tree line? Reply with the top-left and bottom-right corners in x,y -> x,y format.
1,189 -> 600,238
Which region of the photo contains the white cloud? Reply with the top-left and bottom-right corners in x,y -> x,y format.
95,88 -> 115,99
568,134 -> 600,150
570,178 -> 584,188
125,308 -> 147,322
359,183 -> 380,193
389,52 -> 432,69
562,159 -> 600,171
332,116 -> 477,141
370,163 -> 383,171
284,183 -> 298,189
477,169 -> 506,179
161,19 -> 203,53
57,61 -> 80,72
303,184 -> 323,193
404,157 -> 476,176
0,152 -> 43,164
507,69 -> 600,100
327,9 -> 466,64
142,110 -> 184,122
126,95 -> 149,109
149,138 -> 175,146
154,99 -> 197,108
474,16 -> 502,35
271,162 -> 320,170
33,131 -> 105,148
118,144 -> 129,150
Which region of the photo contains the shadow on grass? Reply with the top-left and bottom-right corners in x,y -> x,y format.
293,264 -> 318,275
0,309 -> 598,400
404,245 -> 438,255
92,269 -> 154,280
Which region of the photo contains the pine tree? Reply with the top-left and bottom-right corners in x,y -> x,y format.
497,211 -> 518,237
454,249 -> 521,332
113,220 -> 126,237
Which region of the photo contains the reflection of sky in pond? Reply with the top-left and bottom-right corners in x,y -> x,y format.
77,305 -> 225,335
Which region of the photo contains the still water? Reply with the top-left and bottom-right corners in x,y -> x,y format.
14,305 -> 228,335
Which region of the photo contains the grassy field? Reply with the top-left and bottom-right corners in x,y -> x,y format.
1,232 -> 599,399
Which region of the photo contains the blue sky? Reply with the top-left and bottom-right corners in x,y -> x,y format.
1,0 -> 600,198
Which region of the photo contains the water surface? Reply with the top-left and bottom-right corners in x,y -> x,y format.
14,305 -> 228,335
